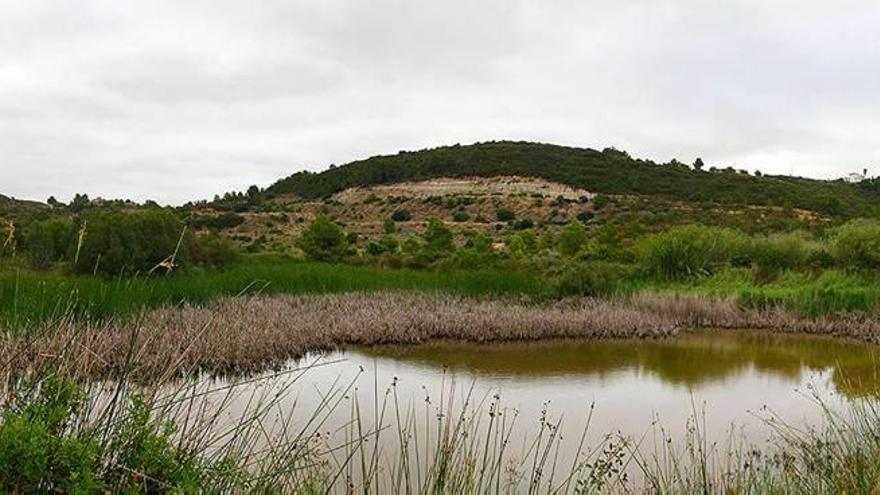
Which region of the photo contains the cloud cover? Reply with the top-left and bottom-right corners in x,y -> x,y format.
1,0 -> 879,204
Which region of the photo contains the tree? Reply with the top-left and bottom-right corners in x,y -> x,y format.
694,157 -> 705,171
297,215 -> 349,262
74,209 -> 190,276
558,220 -> 587,256
69,194 -> 90,213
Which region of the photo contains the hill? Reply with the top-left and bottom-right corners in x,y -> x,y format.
267,141 -> 878,218
0,194 -> 45,217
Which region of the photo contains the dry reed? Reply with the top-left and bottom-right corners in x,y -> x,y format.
4,291 -> 880,381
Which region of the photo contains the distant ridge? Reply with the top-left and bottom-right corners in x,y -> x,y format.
267,141 -> 878,217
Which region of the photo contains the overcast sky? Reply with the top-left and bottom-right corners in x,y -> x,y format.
2,0 -> 879,204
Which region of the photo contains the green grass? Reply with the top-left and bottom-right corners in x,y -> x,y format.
651,267 -> 880,317
0,255 -> 547,329
7,253 -> 880,331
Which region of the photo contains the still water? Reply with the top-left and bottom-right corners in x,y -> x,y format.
163,330 -> 880,488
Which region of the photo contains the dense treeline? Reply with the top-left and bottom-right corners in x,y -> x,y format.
267,141 -> 877,217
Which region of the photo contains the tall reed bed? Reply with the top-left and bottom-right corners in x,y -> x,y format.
0,292 -> 676,381
6,291 -> 880,383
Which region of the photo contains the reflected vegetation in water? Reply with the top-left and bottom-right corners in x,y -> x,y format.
357,330 -> 880,398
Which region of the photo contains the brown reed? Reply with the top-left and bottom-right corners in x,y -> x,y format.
4,291 -> 880,382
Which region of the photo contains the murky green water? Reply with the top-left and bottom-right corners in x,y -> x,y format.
359,329 -> 880,398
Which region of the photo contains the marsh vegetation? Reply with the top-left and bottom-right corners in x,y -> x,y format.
6,144 -> 880,491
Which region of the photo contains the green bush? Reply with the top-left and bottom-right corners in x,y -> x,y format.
513,218 -> 534,230
189,232 -> 239,269
20,218 -> 75,270
297,215 -> 349,262
637,224 -> 748,280
0,377 -> 100,493
452,211 -> 470,222
366,235 -> 400,256
507,230 -> 538,258
555,261 -> 630,297
557,220 -> 587,256
0,376 -> 207,493
391,209 -> 412,222
495,207 -> 516,222
450,231 -> 494,269
832,219 -> 880,270
750,231 -> 818,272
422,218 -> 454,254
74,209 -> 190,276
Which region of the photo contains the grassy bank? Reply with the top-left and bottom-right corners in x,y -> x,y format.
654,268 -> 880,317
0,255 -> 545,329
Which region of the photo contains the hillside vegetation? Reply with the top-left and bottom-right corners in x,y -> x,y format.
267,141 -> 878,217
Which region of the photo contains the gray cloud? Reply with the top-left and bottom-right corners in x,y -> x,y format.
1,0 -> 879,204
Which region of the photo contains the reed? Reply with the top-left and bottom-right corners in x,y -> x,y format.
0,292 -> 676,381
6,291 -> 880,383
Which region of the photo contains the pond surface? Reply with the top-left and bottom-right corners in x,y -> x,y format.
294,329 -> 880,441
159,330 -> 880,489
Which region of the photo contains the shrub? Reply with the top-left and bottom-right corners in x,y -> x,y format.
0,377 -> 206,493
190,212 -> 244,231
832,219 -> 880,270
422,218 -> 454,253
452,211 -> 470,222
637,224 -> 748,280
450,231 -> 495,268
189,232 -> 239,269
557,220 -> 587,256
555,261 -> 630,297
513,218 -> 534,230
576,211 -> 594,223
391,209 -> 412,222
20,218 -> 75,269
750,231 -> 817,272
495,207 -> 516,222
507,230 -> 537,258
75,209 -> 190,276
0,377 -> 100,493
297,215 -> 349,262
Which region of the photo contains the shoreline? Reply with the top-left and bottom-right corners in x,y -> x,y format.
5,291 -> 880,382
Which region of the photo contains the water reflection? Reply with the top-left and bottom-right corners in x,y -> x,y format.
357,330 -> 880,397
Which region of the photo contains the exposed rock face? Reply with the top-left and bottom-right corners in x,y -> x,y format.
332,176 -> 594,203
